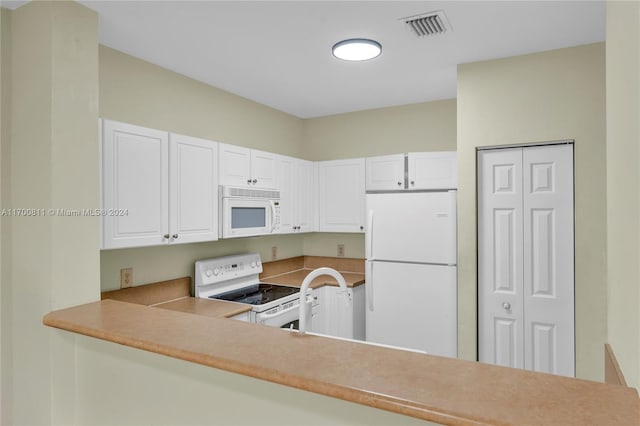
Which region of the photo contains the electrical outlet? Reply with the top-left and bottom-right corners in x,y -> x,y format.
271,246 -> 278,260
120,267 -> 133,289
337,244 -> 345,257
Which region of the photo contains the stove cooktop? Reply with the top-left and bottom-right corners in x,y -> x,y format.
208,283 -> 299,306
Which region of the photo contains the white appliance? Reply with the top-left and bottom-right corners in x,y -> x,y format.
219,186 -> 281,238
195,253 -> 312,328
365,190 -> 457,357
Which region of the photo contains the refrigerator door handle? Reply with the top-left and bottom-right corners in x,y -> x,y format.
366,261 -> 374,311
367,209 -> 375,260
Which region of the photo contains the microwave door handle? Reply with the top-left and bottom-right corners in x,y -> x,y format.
270,201 -> 277,232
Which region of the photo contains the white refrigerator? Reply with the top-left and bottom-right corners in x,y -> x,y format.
365,191 -> 457,357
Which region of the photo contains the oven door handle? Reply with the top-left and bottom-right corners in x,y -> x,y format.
259,298 -> 311,320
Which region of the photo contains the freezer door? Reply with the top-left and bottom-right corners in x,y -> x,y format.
366,191 -> 456,264
365,261 -> 457,357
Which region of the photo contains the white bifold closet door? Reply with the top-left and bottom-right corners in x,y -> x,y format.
478,144 -> 574,377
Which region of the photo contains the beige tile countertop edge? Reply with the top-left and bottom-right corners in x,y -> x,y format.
43,300 -> 639,426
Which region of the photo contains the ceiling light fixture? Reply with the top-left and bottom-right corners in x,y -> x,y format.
332,38 -> 382,61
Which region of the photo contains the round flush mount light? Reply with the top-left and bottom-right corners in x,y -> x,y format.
332,38 -> 382,61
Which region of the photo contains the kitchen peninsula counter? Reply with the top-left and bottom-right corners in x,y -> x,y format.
43,300 -> 639,426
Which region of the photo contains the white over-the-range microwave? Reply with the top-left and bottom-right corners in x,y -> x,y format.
219,185 -> 281,238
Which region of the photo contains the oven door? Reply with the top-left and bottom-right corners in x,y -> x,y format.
221,198 -> 277,238
255,298 -> 312,329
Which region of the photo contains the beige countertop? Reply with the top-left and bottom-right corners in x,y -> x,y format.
261,269 -> 365,289
155,297 -> 252,318
43,300 -> 640,426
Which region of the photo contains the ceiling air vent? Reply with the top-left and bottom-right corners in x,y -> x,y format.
402,11 -> 451,37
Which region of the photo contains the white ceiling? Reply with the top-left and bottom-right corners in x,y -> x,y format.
5,1 -> 605,118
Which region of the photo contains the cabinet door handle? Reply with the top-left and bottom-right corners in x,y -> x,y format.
252,179 -> 257,184
410,180 -> 415,186
247,179 -> 252,184
397,181 -> 402,186
163,234 -> 170,239
502,302 -> 511,310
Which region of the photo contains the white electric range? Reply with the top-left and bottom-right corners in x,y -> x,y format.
194,253 -> 312,328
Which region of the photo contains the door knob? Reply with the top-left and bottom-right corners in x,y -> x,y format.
502,302 -> 511,310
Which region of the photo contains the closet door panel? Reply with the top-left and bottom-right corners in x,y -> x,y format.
478,148 -> 524,369
523,144 -> 574,377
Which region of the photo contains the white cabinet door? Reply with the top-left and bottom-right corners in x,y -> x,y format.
318,158 -> 365,233
276,156 -> 315,234
169,133 -> 218,244
250,149 -> 278,189
102,120 -> 169,249
296,159 -> 316,233
219,144 -> 278,189
276,155 -> 296,233
311,287 -> 328,335
218,142 -> 251,186
478,145 -> 574,377
311,285 -> 364,341
365,154 -> 405,191
408,151 -> 457,190
323,286 -> 355,339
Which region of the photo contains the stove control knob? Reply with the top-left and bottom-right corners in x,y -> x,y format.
205,270 -> 212,277
213,268 -> 220,276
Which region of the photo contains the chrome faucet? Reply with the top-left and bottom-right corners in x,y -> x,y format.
298,267 -> 350,335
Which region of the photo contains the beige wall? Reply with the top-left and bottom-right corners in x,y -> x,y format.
303,99 -> 456,161
100,45 -> 304,157
457,43 -> 607,381
0,7 -> 11,424
101,235 -> 304,291
6,2 -> 100,423
606,1 -> 640,390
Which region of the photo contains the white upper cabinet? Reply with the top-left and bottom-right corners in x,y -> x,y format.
276,155 -> 316,234
407,151 -> 457,190
217,143 -> 250,187
296,159 -> 317,233
218,142 -> 278,189
277,155 -> 296,233
365,151 -> 457,191
101,119 -> 218,249
250,149 -> 278,189
365,154 -> 405,191
318,158 -> 365,233
169,133 -> 219,244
